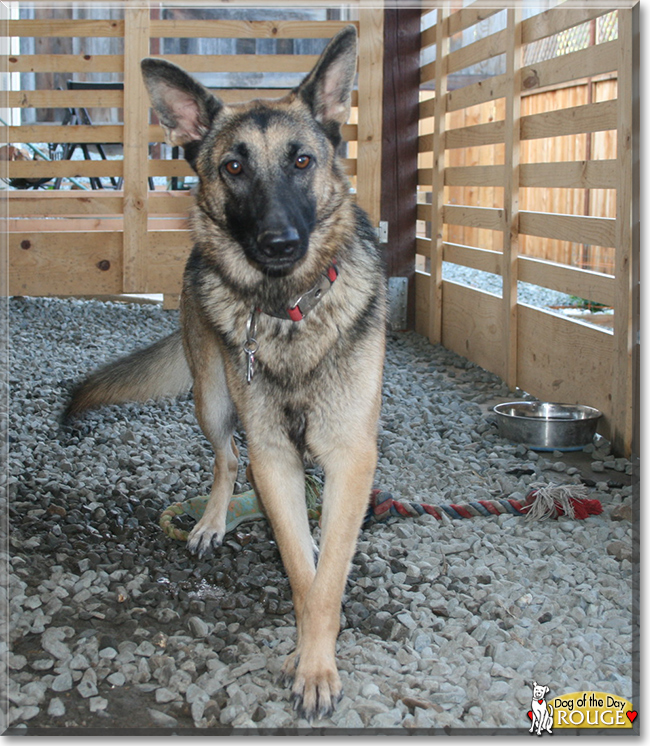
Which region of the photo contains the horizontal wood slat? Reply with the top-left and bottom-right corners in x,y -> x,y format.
149,19 -> 355,39
519,210 -> 617,249
519,160 -> 617,190
517,305 -> 614,439
445,165 -> 505,187
444,120 -> 505,149
8,160 -> 123,179
446,28 -> 508,76
443,204 -> 506,231
5,55 -> 123,74
151,53 -> 319,74
448,5 -> 504,37
521,100 -> 617,140
518,256 -> 616,307
8,125 -> 124,144
7,90 -> 123,108
9,231 -> 124,296
7,192 -> 123,216
521,40 -> 619,93
446,74 -> 507,112
521,6 -> 612,45
444,242 -> 502,274
6,19 -> 124,37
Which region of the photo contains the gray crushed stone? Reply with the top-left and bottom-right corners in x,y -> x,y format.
5,296 -> 636,732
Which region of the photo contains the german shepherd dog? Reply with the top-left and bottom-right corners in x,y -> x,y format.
65,26 -> 386,720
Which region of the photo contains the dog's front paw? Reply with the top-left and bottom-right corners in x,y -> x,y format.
187,517 -> 225,558
289,656 -> 342,722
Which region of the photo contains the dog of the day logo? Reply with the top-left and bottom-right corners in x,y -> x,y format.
527,684 -> 636,733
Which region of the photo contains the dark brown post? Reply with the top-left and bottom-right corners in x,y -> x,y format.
380,7 -> 421,329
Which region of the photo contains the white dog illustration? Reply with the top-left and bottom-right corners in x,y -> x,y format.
529,681 -> 553,735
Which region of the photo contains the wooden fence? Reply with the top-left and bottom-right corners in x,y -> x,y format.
415,3 -> 639,456
4,6 -> 384,298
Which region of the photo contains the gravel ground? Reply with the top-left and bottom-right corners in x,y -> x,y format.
4,296 -> 637,734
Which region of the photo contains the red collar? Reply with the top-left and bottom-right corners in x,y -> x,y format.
263,261 -> 338,322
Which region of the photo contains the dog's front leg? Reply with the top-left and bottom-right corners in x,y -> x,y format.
288,442 -> 377,720
246,440 -> 317,652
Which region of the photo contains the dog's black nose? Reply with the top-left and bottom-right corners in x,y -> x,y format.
258,227 -> 301,259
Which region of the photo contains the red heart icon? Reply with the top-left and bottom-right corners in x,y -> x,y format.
627,711 -> 637,723
527,711 -> 533,720
538,699 -> 544,704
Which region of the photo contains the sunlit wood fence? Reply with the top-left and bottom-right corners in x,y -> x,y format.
414,4 -> 638,455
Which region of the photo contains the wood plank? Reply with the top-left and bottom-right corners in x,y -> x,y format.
7,192 -> 123,217
428,7 -> 449,345
444,119 -> 505,149
443,204 -> 506,232
521,100 -> 617,140
152,54 -> 319,74
6,90 -> 123,108
7,160 -> 123,179
356,8 -> 384,227
122,6 -> 150,293
146,122 -> 357,143
6,217 -> 188,232
521,6 -> 610,45
519,160 -> 617,189
521,40 -> 619,93
414,270 -> 431,338
446,74 -> 507,113
444,164 -> 504,187
416,237 -> 431,257
611,6 -> 639,456
417,169 -> 433,187
502,7 -> 523,389
149,19 -> 356,39
419,96 -> 435,120
519,211 -> 617,249
442,281 -> 506,380
146,231 -> 193,294
380,5 -> 420,327
5,54 -> 123,74
448,4 -> 504,36
148,160 -> 193,178
148,192 -> 194,215
444,242 -> 502,275
418,133 -> 433,153
9,232 -> 123,296
8,125 -> 123,144
518,256 -> 616,307
517,304 -> 613,440
446,28 -> 507,76
6,19 -> 125,37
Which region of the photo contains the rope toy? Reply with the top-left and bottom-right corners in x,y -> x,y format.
160,480 -> 602,542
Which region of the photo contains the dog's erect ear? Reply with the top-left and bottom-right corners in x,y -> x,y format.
295,25 -> 357,139
141,58 -> 222,147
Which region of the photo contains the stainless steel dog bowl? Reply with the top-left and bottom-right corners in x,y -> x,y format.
493,401 -> 602,451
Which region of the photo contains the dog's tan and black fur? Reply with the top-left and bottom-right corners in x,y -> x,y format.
65,27 -> 386,719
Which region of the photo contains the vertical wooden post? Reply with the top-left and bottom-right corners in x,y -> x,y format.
502,7 -> 522,390
612,6 -> 639,457
380,6 -> 420,328
122,6 -> 150,293
356,4 -> 384,228
428,5 -> 449,345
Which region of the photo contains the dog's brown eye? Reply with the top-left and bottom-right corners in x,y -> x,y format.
225,160 -> 243,176
295,155 -> 311,170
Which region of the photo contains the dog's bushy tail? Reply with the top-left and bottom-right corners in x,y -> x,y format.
63,329 -> 192,420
